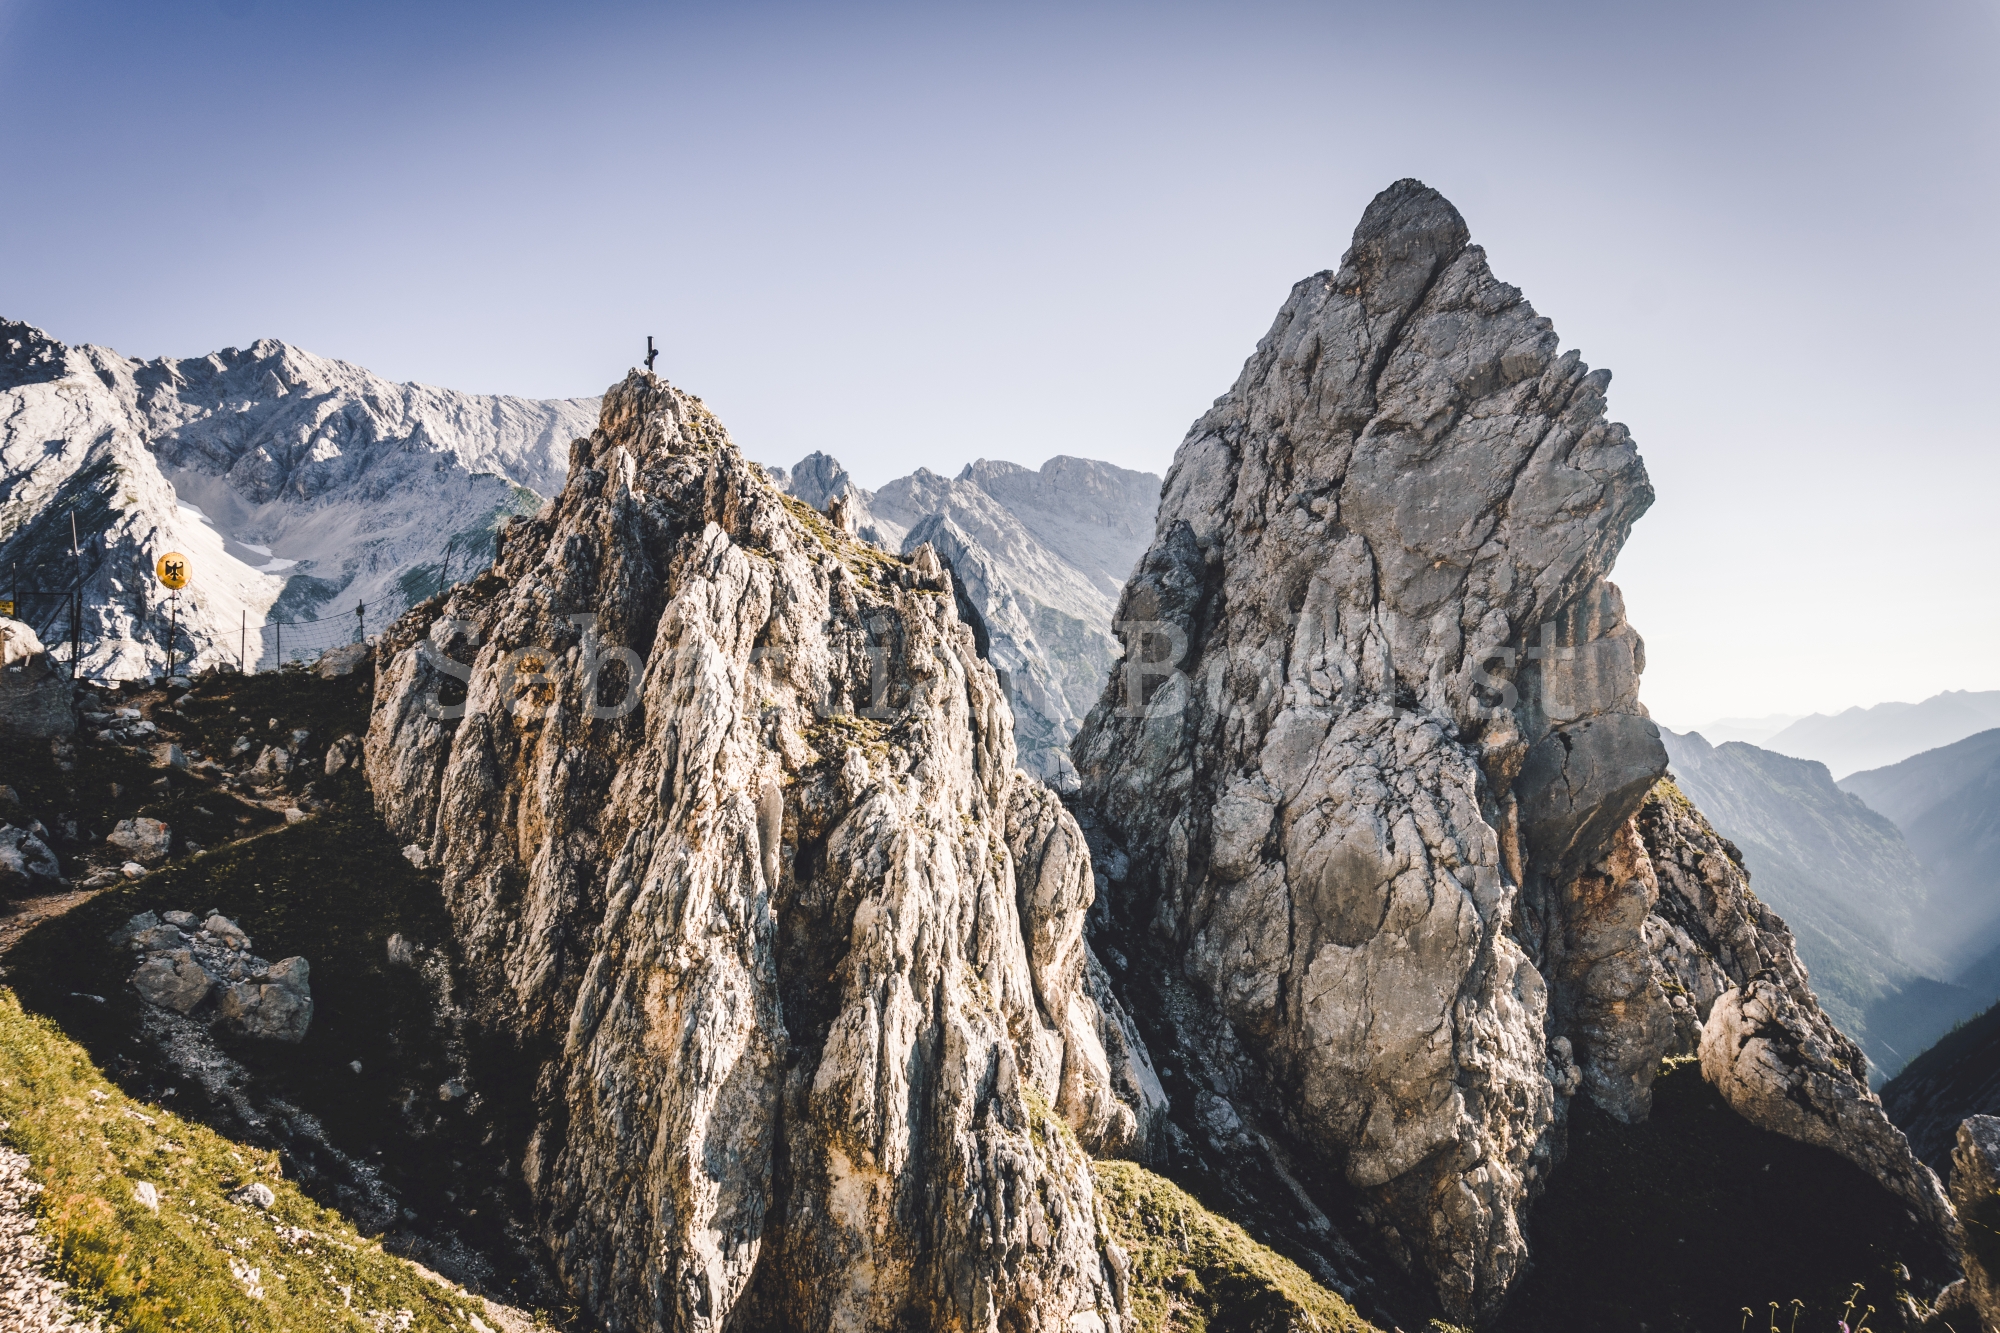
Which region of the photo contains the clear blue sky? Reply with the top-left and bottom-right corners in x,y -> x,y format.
3,1 -> 1995,726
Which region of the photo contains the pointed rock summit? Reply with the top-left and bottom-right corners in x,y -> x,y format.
1071,179 -> 1948,1318
367,372 -> 1157,1332
358,180 -> 1950,1331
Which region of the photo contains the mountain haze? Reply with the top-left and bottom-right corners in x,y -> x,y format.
1843,729 -> 2000,982
1765,690 -> 2000,778
1660,728 -> 1978,1076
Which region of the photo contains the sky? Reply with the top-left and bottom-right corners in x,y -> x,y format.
1,0 -> 1995,728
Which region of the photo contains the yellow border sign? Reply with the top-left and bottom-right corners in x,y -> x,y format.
156,552 -> 190,590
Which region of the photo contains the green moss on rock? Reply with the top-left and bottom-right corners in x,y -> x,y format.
1092,1159 -> 1381,1333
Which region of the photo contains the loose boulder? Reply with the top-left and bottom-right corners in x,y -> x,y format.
202,913 -> 250,949
215,957 -> 312,1042
107,817 -> 171,865
323,733 -> 360,776
121,905 -> 312,1041
131,949 -> 213,1014
316,641 -> 370,679
0,824 -> 63,897
249,745 -> 292,786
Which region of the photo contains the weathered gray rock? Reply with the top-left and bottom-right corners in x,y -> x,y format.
1069,179 -> 1949,1319
131,949 -> 213,1014
0,825 -> 62,897
215,956 -> 312,1042
203,914 -> 249,949
123,904 -> 309,1039
368,372 -> 1145,1333
106,817 -> 170,865
1071,177 -> 1668,1318
1004,776 -> 1166,1158
1951,1116 -> 2000,1328
771,454 -> 1161,788
124,925 -> 188,953
323,733 -> 361,776
316,642 -> 370,679
249,744 -> 292,786
0,619 -> 74,742
1639,786 -> 1954,1237
109,911 -> 159,944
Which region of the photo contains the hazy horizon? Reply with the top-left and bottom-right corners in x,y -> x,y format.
4,0 -> 1994,726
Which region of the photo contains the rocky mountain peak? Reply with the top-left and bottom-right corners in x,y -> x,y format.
1071,177 -> 1945,1319
766,448 -> 858,513
1337,177 -> 1472,317
0,320 -> 596,677
0,317 -> 70,390
366,369 -> 1158,1331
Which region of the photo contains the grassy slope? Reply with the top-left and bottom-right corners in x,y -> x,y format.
1093,1160 -> 1384,1333
3,665 -> 551,1310
0,988 -> 491,1331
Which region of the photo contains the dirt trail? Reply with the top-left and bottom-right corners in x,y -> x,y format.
3,676 -> 303,965
0,886 -> 112,963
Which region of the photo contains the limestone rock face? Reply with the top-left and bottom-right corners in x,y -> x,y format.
367,373 -> 1144,1333
768,453 -> 1161,788
1069,178 -> 1952,1320
1950,1116 -> 2000,1328
1072,178 -> 1673,1319
1639,786 -> 1953,1236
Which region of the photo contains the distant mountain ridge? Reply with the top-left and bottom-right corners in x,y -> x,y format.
1659,727 -> 1978,1076
765,450 -> 1161,784
1680,713 -> 1803,746
0,317 -> 597,677
1764,689 -> 2000,778
1842,730 -> 2000,979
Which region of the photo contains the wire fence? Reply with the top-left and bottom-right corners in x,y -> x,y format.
242,592 -> 418,673
5,549 -> 102,674
242,531 -> 483,672
5,588 -> 82,649
4,582 -> 423,677
5,541 -> 466,677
